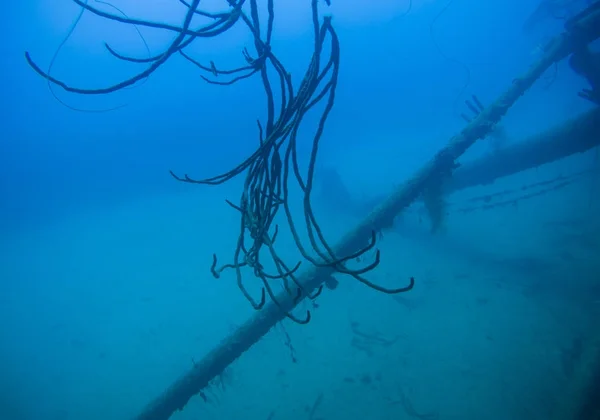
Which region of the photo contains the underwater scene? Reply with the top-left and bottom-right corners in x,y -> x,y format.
1,0 -> 600,419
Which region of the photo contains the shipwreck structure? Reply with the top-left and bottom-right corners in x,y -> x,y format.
25,0 -> 600,419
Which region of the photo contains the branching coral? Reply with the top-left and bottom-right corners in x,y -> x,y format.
25,0 -> 414,324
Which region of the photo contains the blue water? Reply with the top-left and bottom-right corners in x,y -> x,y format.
1,0 -> 599,419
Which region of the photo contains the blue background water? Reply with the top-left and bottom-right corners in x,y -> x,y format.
1,0 -> 599,419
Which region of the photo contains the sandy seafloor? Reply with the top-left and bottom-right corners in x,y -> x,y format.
1,160 -> 598,420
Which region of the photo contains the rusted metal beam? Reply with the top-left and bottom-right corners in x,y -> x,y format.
449,106 -> 600,192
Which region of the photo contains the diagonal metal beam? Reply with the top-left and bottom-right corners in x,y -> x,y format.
133,5 -> 600,420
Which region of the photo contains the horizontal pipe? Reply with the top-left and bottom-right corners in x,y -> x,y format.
449,106 -> 600,192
